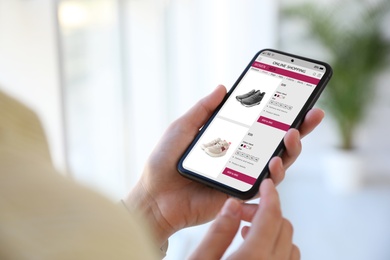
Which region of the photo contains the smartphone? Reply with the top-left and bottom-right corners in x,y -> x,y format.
177,49 -> 333,200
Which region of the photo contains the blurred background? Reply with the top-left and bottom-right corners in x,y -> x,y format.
1,0 -> 389,259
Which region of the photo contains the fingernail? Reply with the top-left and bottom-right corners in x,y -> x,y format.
319,108 -> 325,117
221,199 -> 240,217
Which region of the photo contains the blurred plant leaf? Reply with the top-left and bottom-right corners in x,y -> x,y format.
283,0 -> 390,150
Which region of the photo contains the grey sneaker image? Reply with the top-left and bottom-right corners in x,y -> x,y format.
240,91 -> 266,107
236,89 -> 256,101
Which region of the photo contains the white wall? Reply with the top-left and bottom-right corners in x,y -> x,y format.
0,0 -> 65,172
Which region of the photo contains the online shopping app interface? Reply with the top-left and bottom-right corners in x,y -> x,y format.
183,51 -> 326,192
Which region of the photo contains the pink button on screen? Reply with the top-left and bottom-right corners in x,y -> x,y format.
222,167 -> 257,185
257,116 -> 290,131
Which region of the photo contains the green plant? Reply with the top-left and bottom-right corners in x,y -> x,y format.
283,0 -> 390,150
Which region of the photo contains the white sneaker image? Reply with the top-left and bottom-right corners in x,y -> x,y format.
201,137 -> 222,150
205,140 -> 230,157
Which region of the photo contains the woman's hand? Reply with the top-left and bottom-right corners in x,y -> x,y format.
189,179 -> 300,260
123,85 -> 324,247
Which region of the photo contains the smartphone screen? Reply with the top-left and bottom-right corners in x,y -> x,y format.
178,49 -> 332,199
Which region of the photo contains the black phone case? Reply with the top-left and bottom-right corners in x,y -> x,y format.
177,48 -> 333,200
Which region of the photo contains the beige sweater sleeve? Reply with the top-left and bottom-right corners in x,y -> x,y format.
0,90 -> 159,260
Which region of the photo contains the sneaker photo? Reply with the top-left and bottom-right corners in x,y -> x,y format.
205,140 -> 231,157
201,137 -> 222,150
236,89 -> 256,101
240,91 -> 266,107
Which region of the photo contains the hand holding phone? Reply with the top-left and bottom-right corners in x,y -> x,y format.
178,49 -> 332,200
